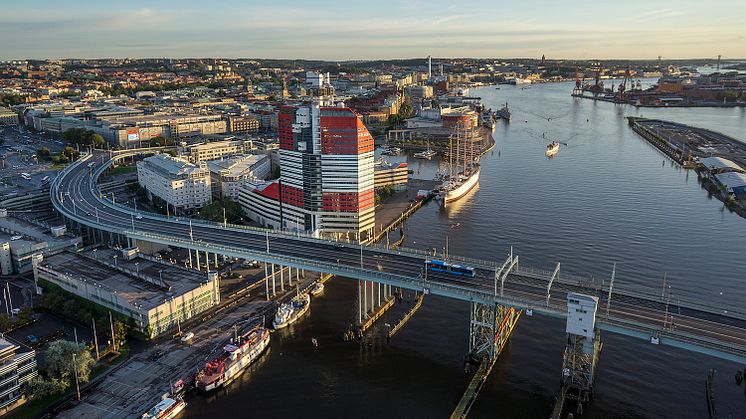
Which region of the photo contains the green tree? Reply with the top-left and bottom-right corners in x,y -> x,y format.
90,133 -> 105,148
62,146 -> 78,161
45,340 -> 96,385
37,147 -> 51,161
0,314 -> 11,332
398,100 -> 413,118
27,376 -> 67,400
17,305 -> 34,325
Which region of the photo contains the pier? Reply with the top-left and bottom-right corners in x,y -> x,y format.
387,293 -> 424,338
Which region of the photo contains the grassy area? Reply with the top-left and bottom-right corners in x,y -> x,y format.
50,164 -> 68,170
109,166 -> 136,176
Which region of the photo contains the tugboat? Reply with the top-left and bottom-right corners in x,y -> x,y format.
142,396 -> 186,419
545,141 -> 560,156
273,292 -> 311,329
195,327 -> 270,391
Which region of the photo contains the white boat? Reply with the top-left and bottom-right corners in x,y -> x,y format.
510,77 -> 532,85
273,293 -> 311,329
381,146 -> 402,156
310,282 -> 324,296
545,142 -> 560,156
195,327 -> 270,391
142,397 -> 186,419
443,166 -> 480,204
413,143 -> 437,159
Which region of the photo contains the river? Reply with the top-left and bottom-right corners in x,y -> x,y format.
183,82 -> 746,418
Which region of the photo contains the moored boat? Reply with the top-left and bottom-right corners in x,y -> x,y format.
273,292 -> 311,329
442,165 -> 480,204
142,396 -> 186,419
310,282 -> 324,296
413,142 -> 437,159
195,327 -> 270,391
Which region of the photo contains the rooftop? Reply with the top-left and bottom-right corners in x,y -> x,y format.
139,154 -> 207,178
39,248 -> 213,311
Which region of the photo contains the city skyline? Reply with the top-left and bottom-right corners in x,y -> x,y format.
2,0 -> 745,61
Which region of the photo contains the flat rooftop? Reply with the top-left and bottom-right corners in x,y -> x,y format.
40,248 -> 212,311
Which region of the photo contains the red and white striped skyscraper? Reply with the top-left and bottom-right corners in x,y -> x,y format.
241,99 -> 375,239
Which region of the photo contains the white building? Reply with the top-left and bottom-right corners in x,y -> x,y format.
0,242 -> 11,275
0,337 -> 37,413
566,292 -> 598,339
206,154 -> 271,200
137,154 -> 212,212
178,138 -> 254,163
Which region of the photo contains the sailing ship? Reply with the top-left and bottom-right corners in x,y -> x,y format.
413,141 -> 437,159
438,125 -> 480,206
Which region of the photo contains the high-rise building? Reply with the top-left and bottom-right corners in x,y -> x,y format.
239,101 -> 375,239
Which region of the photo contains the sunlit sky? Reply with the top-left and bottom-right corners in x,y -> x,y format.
2,0 -> 744,60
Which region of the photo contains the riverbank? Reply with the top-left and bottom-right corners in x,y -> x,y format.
628,117 -> 746,218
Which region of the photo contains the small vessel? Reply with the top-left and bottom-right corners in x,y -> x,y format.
440,126 -> 480,206
381,146 -> 402,156
273,292 -> 311,329
495,103 -> 511,121
442,166 -> 480,204
310,282 -> 324,296
195,327 -> 270,391
510,77 -> 532,85
545,142 -> 560,156
413,142 -> 437,159
142,396 -> 186,419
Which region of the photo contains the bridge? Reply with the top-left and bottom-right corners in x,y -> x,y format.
50,149 -> 746,416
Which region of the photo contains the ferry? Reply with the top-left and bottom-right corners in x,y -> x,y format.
273,292 -> 311,329
142,396 -> 186,419
545,142 -> 560,156
310,282 -> 324,296
195,327 -> 270,391
413,142 -> 437,159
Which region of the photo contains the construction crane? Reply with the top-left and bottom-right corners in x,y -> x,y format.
592,62 -> 604,97
616,67 -> 631,102
572,66 -> 582,95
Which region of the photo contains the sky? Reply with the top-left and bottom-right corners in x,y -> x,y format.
1,0 -> 744,60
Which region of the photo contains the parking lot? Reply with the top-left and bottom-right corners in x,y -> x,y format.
1,126 -> 68,199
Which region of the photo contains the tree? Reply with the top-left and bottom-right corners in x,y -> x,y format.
27,376 -> 66,400
62,146 -> 78,161
398,100 -> 413,118
0,314 -> 11,332
37,147 -> 51,158
45,340 -> 96,385
90,133 -> 105,148
17,305 -> 34,325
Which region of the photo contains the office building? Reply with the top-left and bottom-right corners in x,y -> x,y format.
137,154 -> 212,212
0,337 -> 37,414
239,102 -> 375,239
207,154 -> 271,200
178,139 -> 254,163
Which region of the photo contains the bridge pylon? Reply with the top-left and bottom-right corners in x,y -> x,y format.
552,292 -> 603,418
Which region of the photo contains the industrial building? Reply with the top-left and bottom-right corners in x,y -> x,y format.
0,337 -> 37,414
0,107 -> 17,125
33,249 -> 220,338
137,154 -> 212,212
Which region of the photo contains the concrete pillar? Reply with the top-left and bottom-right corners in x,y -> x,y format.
378,282 -> 381,306
271,264 -> 276,296
264,264 -> 270,301
280,266 -> 285,291
189,249 -> 193,268
214,253 -> 218,268
195,250 -> 201,270
363,280 -> 368,317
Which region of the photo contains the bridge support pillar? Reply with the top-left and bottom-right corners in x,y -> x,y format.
271,264 -> 276,296
264,264 -> 270,301
195,250 -> 201,271
280,266 -> 285,292
552,293 -> 603,418
188,250 -> 193,269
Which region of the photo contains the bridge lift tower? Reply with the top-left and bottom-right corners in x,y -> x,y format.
552,292 -> 603,419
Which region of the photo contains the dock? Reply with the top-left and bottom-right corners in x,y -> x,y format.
387,293 -> 424,338
450,358 -> 495,419
359,296 -> 395,333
